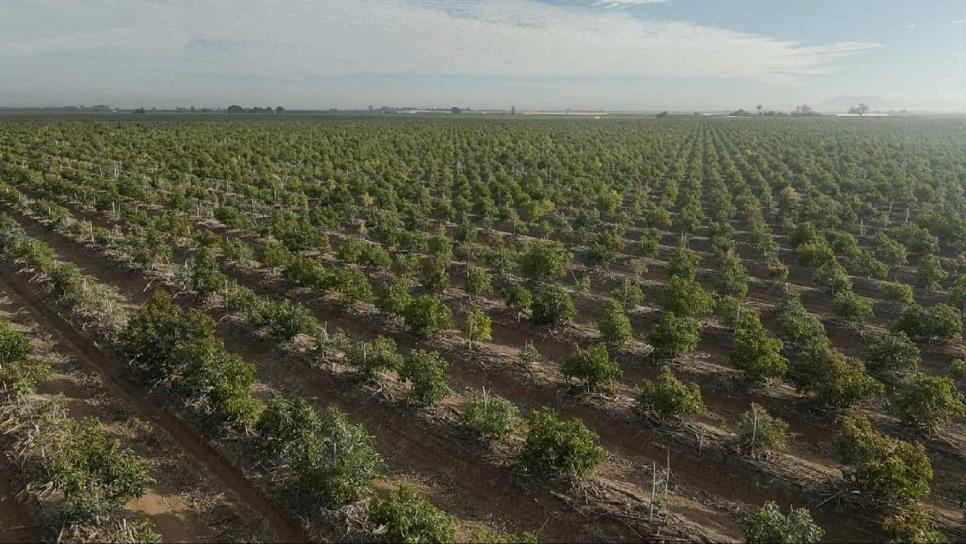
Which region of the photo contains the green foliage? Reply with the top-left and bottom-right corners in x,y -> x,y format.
521,407 -> 604,479
636,366 -> 705,420
839,416 -> 932,505
562,343 -> 623,391
520,242 -> 570,282
743,501 -> 824,544
400,350 -> 452,405
256,396 -> 321,457
598,300 -> 633,346
730,314 -> 787,385
882,506 -> 949,544
894,373 -> 965,435
292,407 -> 383,506
531,285 -> 576,327
105,519 -> 163,544
648,313 -> 701,359
950,276 -> 966,314
267,298 -> 319,341
881,281 -> 914,305
403,294 -> 454,337
716,252 -> 749,298
611,277 -> 645,309
0,320 -> 30,365
465,265 -> 492,297
376,276 -> 414,316
329,266 -> 373,306
915,254 -> 947,289
637,228 -> 661,258
43,418 -> 155,519
467,528 -> 538,544
951,359 -> 966,390
667,244 -> 700,280
460,391 -> 522,439
457,305 -> 492,348
811,350 -> 884,411
520,341 -> 541,366
502,281 -> 533,321
831,289 -> 874,325
369,485 -> 456,544
120,290 -> 260,428
864,332 -> 921,383
345,336 -> 404,380
736,404 -> 791,455
658,276 -> 713,317
874,233 -> 908,266
894,304 -> 963,342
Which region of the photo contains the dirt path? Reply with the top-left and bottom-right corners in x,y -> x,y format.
0,265 -> 308,543
0,463 -> 43,543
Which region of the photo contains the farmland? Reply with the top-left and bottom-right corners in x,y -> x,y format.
0,113 -> 964,543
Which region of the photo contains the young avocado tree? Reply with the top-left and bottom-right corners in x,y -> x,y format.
520,241 -> 571,283
658,276 -> 713,317
460,389 -> 522,440
882,505 -> 949,544
461,306 -> 493,349
893,373 -> 965,436
636,366 -> 705,420
403,294 -> 454,337
730,313 -> 788,385
400,350 -> 453,405
344,336 -> 404,381
831,289 -> 875,327
291,407 -> 383,507
743,502 -> 824,544
502,281 -> 533,322
598,299 -> 633,347
648,313 -> 702,360
369,485 -> 456,544
531,284 -> 576,328
736,404 -> 792,457
864,332 -> 921,384
562,343 -> 623,392
520,407 -> 604,479
894,304 -> 963,343
839,416 -> 932,506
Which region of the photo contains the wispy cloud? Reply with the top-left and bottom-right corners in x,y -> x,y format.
594,0 -> 669,8
953,18 -> 966,24
0,0 -> 878,83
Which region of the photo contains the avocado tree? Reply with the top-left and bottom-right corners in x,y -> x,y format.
403,294 -> 454,337
531,284 -> 576,327
562,343 -> 623,392
369,485 -> 456,544
894,373 -> 965,436
460,390 -> 522,439
520,407 -> 604,479
658,276 -> 714,317
461,306 -> 493,349
864,332 -> 921,383
736,403 -> 791,457
636,366 -> 705,420
743,501 -> 824,544
648,313 -> 702,359
598,300 -> 633,347
400,349 -> 453,405
730,314 -> 788,385
839,416 -> 932,505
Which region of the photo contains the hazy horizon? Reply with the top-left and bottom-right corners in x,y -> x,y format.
2,0 -> 964,112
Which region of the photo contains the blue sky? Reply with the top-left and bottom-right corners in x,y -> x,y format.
1,0 -> 962,111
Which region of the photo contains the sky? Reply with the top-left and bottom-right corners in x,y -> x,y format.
1,0 -> 963,112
